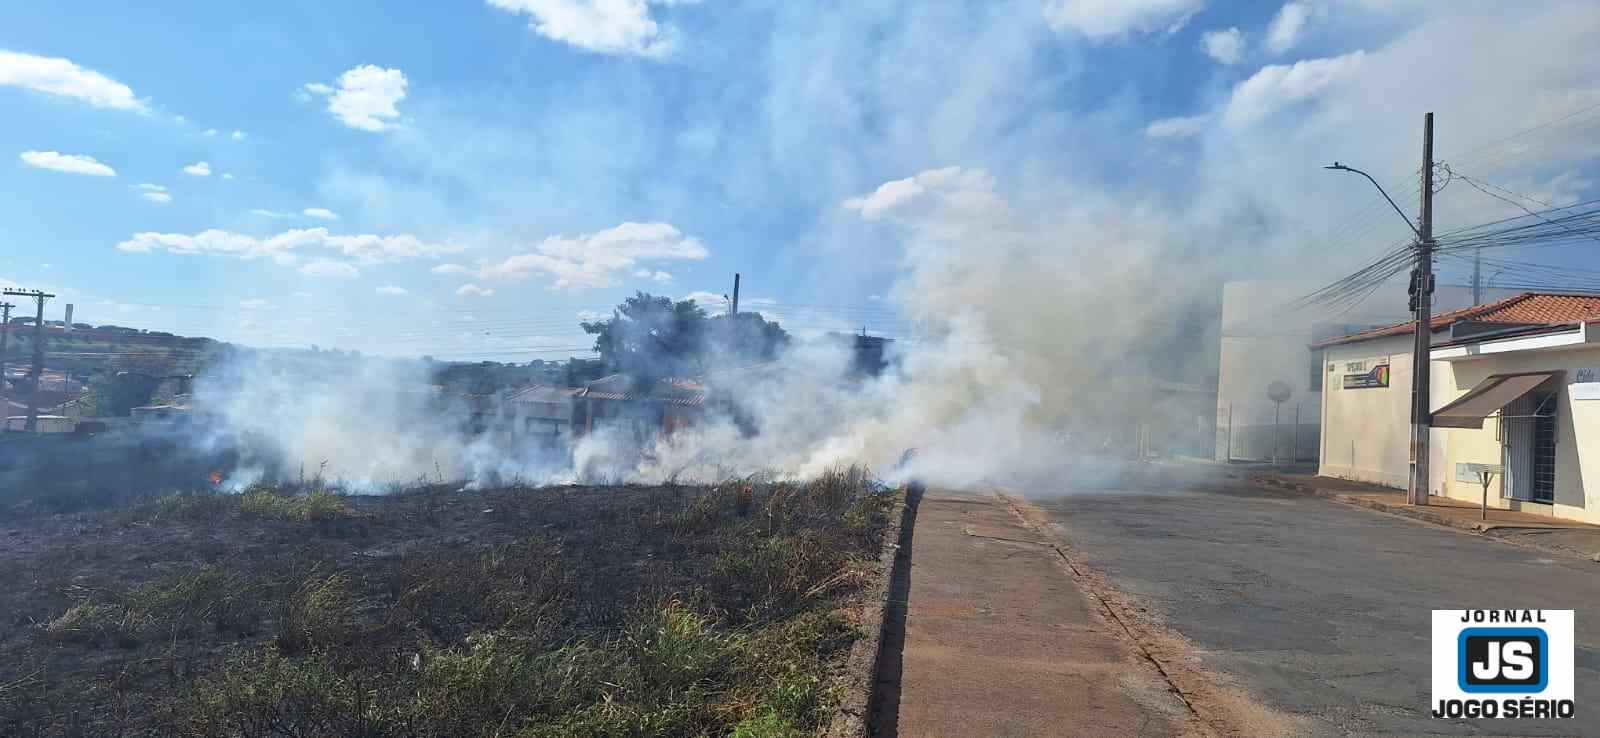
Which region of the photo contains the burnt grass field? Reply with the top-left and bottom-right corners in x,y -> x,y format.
0,468 -> 898,738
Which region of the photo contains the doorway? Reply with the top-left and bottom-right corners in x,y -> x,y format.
1502,391 -> 1558,503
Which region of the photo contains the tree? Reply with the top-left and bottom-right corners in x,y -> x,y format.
581,292 -> 793,385
707,311 -> 789,364
582,292 -> 710,385
81,372 -> 159,417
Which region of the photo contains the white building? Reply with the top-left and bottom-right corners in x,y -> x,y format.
1316,293 -> 1600,524
3,415 -> 74,433
1216,280 -> 1519,462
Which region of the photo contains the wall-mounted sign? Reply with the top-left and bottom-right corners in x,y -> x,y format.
1344,363 -> 1390,389
1572,367 -> 1600,401
1345,361 -> 1366,372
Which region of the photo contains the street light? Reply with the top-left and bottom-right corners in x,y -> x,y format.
1324,162 -> 1421,238
1326,136 -> 1438,509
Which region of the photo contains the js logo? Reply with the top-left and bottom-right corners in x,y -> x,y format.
1459,629 -> 1545,692
1432,610 -> 1575,720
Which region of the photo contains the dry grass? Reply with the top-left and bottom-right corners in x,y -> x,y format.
239,487 -> 351,522
2,466 -> 900,737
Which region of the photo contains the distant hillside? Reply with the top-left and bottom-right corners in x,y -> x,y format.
0,324 -> 225,379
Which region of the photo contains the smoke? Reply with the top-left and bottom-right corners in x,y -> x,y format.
160,2 -> 1598,493
167,164 -> 1227,494
189,351 -> 576,491
609,168 -> 1223,489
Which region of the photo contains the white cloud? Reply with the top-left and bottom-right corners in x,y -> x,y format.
249,208 -> 295,218
1144,114 -> 1209,139
634,268 -> 674,284
0,50 -> 147,111
486,0 -> 689,57
131,184 -> 170,203
239,298 -> 276,310
304,65 -> 408,132
302,207 -> 339,220
375,285 -> 409,295
231,130 -> 247,141
1042,0 -> 1204,40
203,128 -> 219,137
19,150 -> 116,177
457,283 -> 496,297
1264,1 -> 1311,54
1224,51 -> 1364,127
220,173 -> 235,180
431,263 -> 471,275
843,166 -> 1003,222
115,227 -> 463,267
291,291 -> 314,299
1201,27 -> 1245,65
181,161 -> 212,176
682,290 -> 726,306
299,260 -> 360,279
464,221 -> 709,290
576,309 -> 608,322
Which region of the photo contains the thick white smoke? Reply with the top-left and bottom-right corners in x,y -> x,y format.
182,164 -> 1223,494
606,167 -> 1221,489
191,351 -> 575,491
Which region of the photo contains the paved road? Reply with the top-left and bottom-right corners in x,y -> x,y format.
1022,463 -> 1600,736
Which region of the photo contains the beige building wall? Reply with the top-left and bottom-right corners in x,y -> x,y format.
1438,345 -> 1600,525
1319,335 -> 1413,487
1318,334 -> 1453,491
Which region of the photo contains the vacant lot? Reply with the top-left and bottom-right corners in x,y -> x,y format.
0,469 -> 897,737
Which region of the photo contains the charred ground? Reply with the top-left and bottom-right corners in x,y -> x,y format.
0,470 -> 896,737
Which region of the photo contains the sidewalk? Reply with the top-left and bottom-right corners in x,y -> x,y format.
875,492 -> 1201,736
1253,472 -> 1600,562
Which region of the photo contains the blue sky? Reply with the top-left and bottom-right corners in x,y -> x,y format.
3,1 -> 1597,360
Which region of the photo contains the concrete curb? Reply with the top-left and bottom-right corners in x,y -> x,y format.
1252,476 -> 1600,563
824,485 -> 919,738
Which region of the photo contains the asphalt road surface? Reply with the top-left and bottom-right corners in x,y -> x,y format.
1022,463 -> 1600,736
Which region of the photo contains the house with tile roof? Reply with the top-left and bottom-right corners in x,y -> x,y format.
1314,292 -> 1600,524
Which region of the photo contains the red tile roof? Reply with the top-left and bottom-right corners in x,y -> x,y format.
579,374 -> 706,406
1313,292 -> 1600,347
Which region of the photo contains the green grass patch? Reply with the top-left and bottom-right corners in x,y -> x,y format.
239,486 -> 352,522
183,601 -> 854,738
41,602 -> 152,648
274,572 -> 358,657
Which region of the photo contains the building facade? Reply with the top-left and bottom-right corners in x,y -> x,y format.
1316,293 -> 1600,524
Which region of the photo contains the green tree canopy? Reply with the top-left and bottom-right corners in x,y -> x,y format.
580,292 -> 789,385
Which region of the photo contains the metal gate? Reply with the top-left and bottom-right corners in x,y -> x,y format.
1501,392 -> 1557,502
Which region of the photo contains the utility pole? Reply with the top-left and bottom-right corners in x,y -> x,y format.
1409,112 -> 1436,506
4,289 -> 54,433
1471,246 -> 1482,304
0,302 -> 12,414
731,273 -> 741,316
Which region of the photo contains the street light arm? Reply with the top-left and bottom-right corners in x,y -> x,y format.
1324,162 -> 1421,238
